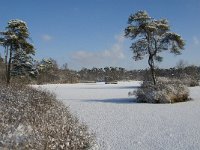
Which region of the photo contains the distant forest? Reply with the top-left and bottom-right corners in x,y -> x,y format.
1,55 -> 199,85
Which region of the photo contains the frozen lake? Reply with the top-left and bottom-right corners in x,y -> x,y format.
34,81 -> 200,150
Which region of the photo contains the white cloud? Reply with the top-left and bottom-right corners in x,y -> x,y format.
71,34 -> 126,68
72,51 -> 94,60
193,36 -> 200,45
41,34 -> 53,41
114,33 -> 125,43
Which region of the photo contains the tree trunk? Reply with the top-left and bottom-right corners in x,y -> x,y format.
4,46 -> 8,82
6,47 -> 12,84
148,55 -> 156,85
147,34 -> 157,85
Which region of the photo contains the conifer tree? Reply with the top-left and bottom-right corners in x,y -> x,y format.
0,19 -> 35,83
125,11 -> 185,85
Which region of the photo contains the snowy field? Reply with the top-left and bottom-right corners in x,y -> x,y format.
33,81 -> 200,150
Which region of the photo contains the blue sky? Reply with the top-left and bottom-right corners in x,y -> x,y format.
0,0 -> 200,70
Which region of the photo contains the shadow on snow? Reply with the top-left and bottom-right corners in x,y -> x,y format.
83,98 -> 137,104
80,85 -> 140,90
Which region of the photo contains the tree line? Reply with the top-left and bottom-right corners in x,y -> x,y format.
0,16 -> 199,85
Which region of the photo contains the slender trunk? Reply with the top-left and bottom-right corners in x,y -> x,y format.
148,56 -> 156,85
147,33 -> 157,85
4,46 -> 8,81
4,46 -> 8,71
7,46 -> 12,84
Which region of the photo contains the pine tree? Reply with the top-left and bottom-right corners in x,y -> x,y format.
0,19 -> 35,84
125,11 -> 185,85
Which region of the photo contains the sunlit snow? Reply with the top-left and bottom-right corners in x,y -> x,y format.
34,81 -> 200,150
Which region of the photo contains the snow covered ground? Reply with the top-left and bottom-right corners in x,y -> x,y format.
33,81 -> 200,150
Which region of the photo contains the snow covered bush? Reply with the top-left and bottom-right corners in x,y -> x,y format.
0,83 -> 95,149
135,77 -> 189,103
178,74 -> 199,87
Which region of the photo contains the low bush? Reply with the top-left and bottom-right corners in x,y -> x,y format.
178,74 -> 199,87
135,77 -> 190,103
0,83 -> 95,149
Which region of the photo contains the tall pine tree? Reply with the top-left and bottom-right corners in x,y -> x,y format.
0,19 -> 35,83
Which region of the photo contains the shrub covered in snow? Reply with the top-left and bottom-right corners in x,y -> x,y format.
0,84 -> 95,149
135,77 -> 190,103
178,74 -> 199,87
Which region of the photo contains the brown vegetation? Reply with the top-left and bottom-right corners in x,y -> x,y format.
0,83 -> 95,149
135,77 -> 190,103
